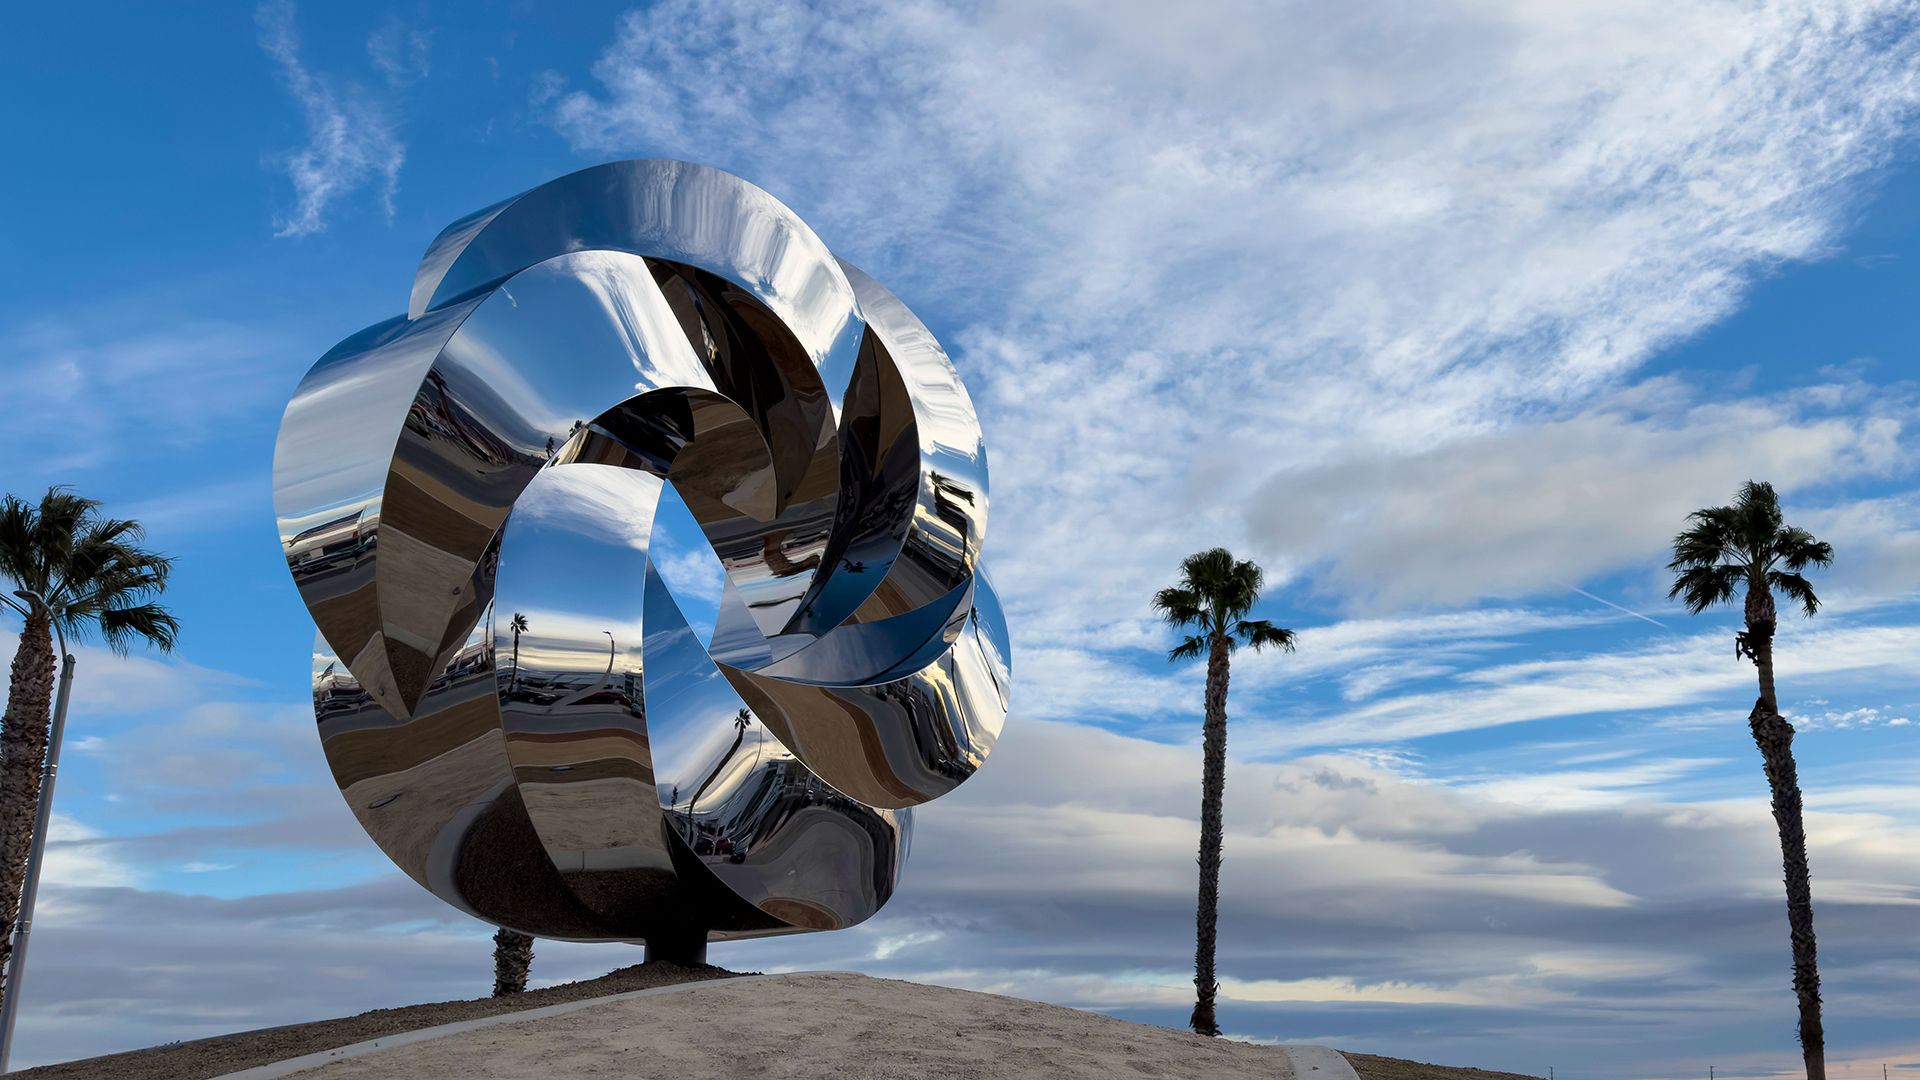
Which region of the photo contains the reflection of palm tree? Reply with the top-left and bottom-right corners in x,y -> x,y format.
508,613 -> 528,695
928,471 -> 974,505
686,709 -> 752,843
1153,548 -> 1295,1038
1668,480 -> 1833,1080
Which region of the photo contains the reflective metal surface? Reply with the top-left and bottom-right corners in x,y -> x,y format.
276,160 -> 1007,945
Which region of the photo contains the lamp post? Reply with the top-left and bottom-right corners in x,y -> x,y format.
0,590 -> 77,1072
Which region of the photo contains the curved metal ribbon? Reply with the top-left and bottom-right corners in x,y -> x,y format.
275,160 -> 1009,943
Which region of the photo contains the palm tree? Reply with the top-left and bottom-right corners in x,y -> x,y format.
1153,548 -> 1295,1037
492,927 -> 534,996
508,612 -> 528,696
492,611 -> 536,995
1,488 -> 177,1015
1668,480 -> 1833,1080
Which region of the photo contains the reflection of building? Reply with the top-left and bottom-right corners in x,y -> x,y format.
312,661 -> 369,717
431,637 -> 494,690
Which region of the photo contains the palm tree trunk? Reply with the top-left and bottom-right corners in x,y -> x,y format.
0,613 -> 56,1012
492,928 -> 534,996
1191,632 -> 1231,1037
1746,587 -> 1824,1080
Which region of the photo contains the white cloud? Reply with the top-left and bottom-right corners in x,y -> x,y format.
0,313 -> 290,476
1249,381 -> 1913,610
1240,620 -> 1920,754
41,815 -> 140,890
256,0 -> 406,238
367,17 -> 432,86
546,0 -> 1920,735
0,630 -> 251,718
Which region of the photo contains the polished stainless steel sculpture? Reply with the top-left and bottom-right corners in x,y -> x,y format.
273,160 -> 1008,958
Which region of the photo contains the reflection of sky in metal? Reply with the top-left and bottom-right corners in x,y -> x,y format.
650,483 -> 724,647
512,465 -> 662,553
447,252 -> 715,437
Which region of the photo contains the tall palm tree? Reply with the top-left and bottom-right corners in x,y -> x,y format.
492,927 -> 534,996
1668,480 -> 1832,1080
1,488 -> 177,1014
1153,548 -> 1295,1037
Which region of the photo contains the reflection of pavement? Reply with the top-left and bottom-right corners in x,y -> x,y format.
320,673 -> 498,739
338,731 -> 512,889
292,554 -> 374,601
711,805 -> 879,929
519,776 -> 671,872
218,973 -> 1305,1080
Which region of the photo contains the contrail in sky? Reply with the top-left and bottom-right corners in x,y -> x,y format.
1569,586 -> 1668,628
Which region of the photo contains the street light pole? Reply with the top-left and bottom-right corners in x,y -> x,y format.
0,590 -> 76,1073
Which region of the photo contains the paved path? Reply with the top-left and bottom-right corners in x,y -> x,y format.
211,972 -> 829,1080
212,972 -> 1309,1080
1284,1044 -> 1363,1080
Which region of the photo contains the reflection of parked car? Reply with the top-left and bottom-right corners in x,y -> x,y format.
286,512 -> 370,572
728,844 -> 748,865
714,839 -> 734,856
571,690 -> 633,708
692,836 -> 714,855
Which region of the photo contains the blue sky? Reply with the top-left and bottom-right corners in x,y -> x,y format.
4,1 -> 1920,1076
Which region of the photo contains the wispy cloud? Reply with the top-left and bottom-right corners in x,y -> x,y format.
255,0 -> 406,238
545,0 -> 1920,728
366,16 -> 432,87
1241,620 -> 1920,754
1249,378 -> 1913,610
0,308 -> 290,483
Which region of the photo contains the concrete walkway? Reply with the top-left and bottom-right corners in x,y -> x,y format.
212,972 -> 1321,1080
211,972 -> 830,1080
1284,1044 -> 1363,1080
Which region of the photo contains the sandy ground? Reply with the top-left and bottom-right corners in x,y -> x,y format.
287,972 -> 1298,1080
20,967 -> 1546,1080
13,962 -> 740,1080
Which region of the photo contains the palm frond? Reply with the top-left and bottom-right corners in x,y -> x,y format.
0,493 -> 41,590
28,488 -> 99,585
1768,571 -> 1821,618
1735,479 -> 1785,546
1667,505 -> 1740,572
1666,563 -> 1743,614
1236,619 -> 1297,653
1152,586 -> 1206,629
1168,635 -> 1208,662
1774,527 -> 1833,573
98,602 -> 181,655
